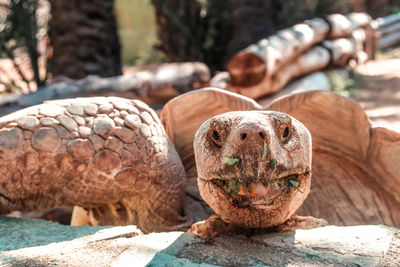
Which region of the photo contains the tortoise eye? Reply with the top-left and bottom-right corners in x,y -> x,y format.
212,130 -> 220,141
281,126 -> 292,143
209,129 -> 223,147
283,127 -> 290,138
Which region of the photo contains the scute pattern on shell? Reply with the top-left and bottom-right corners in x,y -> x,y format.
0,97 -> 186,228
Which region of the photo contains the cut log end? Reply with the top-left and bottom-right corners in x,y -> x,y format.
227,52 -> 266,86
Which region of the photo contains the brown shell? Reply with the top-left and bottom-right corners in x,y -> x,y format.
162,88 -> 400,227
0,96 -> 187,234
268,91 -> 400,227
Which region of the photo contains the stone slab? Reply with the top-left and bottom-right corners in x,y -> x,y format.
1,217 -> 399,267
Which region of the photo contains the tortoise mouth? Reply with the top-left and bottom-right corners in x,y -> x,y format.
206,172 -> 309,209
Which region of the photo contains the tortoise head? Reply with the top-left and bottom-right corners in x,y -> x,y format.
194,110 -> 312,228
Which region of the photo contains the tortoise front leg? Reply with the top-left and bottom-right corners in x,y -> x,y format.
189,214 -> 328,238
0,97 -> 188,233
270,215 -> 328,233
188,214 -> 238,238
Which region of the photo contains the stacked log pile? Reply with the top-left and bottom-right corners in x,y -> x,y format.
215,12 -> 376,99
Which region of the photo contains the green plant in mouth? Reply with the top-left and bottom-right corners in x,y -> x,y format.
230,185 -> 240,195
289,179 -> 303,193
226,177 -> 244,196
269,159 -> 276,170
222,157 -> 241,166
228,178 -> 239,195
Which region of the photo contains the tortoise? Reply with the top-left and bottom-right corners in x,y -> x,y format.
0,88 -> 399,236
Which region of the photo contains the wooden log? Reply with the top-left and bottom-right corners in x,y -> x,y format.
325,14 -> 353,39
322,29 -> 366,67
257,72 -> 331,107
346,12 -> 372,31
379,31 -> 400,49
0,62 -> 210,116
375,12 -> 400,29
378,21 -> 400,36
209,72 -> 230,90
229,46 -> 331,99
229,28 -> 366,99
227,18 -> 329,86
325,13 -> 371,39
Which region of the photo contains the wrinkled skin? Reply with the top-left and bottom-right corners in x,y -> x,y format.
193,111 -> 313,229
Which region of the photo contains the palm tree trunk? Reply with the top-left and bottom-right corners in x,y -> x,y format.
48,0 -> 121,79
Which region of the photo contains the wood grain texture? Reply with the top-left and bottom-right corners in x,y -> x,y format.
268,91 -> 400,227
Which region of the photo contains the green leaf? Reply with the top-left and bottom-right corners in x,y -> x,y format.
269,159 -> 276,170
222,157 -> 240,166
289,179 -> 304,193
306,253 -> 319,259
230,184 -> 239,195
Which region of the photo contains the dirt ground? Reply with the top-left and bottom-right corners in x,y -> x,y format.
353,49 -> 400,133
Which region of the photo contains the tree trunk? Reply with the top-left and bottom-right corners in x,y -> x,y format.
366,0 -> 388,18
151,0 -> 231,71
48,0 -> 121,79
151,0 -> 201,62
225,0 -> 280,59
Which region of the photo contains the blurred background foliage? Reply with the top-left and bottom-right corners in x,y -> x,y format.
0,0 -> 48,92
115,0 -> 165,66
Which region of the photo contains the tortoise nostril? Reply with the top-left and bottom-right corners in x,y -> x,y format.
259,132 -> 265,139
240,133 -> 247,141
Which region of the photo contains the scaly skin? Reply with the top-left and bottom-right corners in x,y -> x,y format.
192,111 -> 314,232
0,96 -> 187,233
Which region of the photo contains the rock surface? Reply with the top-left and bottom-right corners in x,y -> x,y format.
0,217 -> 399,266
